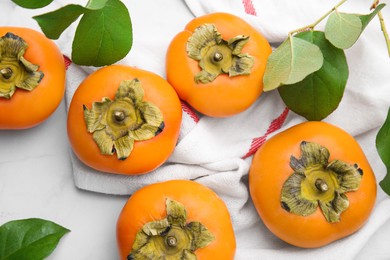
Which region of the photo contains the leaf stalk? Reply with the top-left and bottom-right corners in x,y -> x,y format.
378,11 -> 390,57
289,0 -> 347,36
372,0 -> 390,56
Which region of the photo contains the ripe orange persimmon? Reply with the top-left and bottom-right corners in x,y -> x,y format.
116,180 -> 236,259
0,27 -> 66,129
249,121 -> 377,248
67,65 -> 182,175
166,12 -> 271,117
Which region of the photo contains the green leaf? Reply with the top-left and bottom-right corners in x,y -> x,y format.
278,31 -> 348,121
376,107 -> 390,196
33,5 -> 89,40
325,4 -> 386,49
86,0 -> 109,9
0,218 -> 70,260
325,12 -> 362,49
12,0 -> 54,9
263,35 -> 323,91
360,3 -> 386,31
72,0 -> 133,66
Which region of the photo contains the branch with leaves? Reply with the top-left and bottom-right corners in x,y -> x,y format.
12,0 -> 133,66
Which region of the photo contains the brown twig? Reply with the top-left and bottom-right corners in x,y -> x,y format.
372,0 -> 390,56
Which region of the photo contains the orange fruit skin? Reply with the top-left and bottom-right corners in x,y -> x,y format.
67,65 -> 182,175
249,121 -> 377,248
0,27 -> 66,129
166,12 -> 272,117
116,180 -> 236,259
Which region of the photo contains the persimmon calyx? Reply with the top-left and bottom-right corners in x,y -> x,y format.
281,141 -> 363,223
0,32 -> 44,99
83,79 -> 165,160
186,23 -> 254,84
128,198 -> 215,260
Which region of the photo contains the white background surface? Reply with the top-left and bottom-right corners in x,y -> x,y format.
1,0 -> 390,259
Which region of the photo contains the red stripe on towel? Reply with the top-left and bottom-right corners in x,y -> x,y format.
241,0 -> 289,158
64,55 -> 72,70
242,0 -> 257,15
181,101 -> 200,123
242,107 -> 289,159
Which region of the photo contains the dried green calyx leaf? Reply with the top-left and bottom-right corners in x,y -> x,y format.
281,141 -> 363,223
186,23 -> 254,84
128,198 -> 215,260
0,32 -> 44,99
83,79 -> 164,160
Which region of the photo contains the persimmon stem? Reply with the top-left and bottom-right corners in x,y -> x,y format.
315,179 -> 329,192
213,52 -> 223,62
0,68 -> 12,79
288,0 -> 348,36
114,111 -> 125,122
167,236 -> 177,247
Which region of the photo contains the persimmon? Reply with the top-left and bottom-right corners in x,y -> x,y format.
67,65 -> 182,175
249,121 -> 377,248
166,12 -> 271,117
116,180 -> 236,259
0,27 -> 66,129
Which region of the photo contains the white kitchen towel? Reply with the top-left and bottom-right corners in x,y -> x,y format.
3,0 -> 390,259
